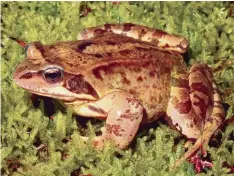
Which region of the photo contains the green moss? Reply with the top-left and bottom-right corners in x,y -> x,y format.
1,2 -> 234,176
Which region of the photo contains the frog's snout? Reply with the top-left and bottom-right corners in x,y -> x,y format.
13,62 -> 35,88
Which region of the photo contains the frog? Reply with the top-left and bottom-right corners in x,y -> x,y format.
12,23 -> 225,169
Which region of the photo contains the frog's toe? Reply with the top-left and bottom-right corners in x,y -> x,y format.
189,155 -> 213,173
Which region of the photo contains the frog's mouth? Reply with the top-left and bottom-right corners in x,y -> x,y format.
14,80 -> 98,101
22,86 -> 81,101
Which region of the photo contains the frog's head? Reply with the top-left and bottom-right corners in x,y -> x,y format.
13,39 -> 99,101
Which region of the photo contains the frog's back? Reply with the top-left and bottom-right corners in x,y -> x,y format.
80,34 -> 184,121
46,33 -> 184,121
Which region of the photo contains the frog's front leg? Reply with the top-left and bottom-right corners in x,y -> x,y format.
167,64 -> 225,169
80,91 -> 144,149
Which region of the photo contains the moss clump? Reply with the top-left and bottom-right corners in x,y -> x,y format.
1,2 -> 234,176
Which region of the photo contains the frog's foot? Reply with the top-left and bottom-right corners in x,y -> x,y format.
167,64 -> 225,169
172,115 -> 222,169
189,155 -> 213,173
80,92 -> 144,149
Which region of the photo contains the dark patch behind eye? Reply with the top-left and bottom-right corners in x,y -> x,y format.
65,74 -> 99,98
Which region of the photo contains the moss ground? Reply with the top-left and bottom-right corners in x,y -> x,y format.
1,2 -> 234,176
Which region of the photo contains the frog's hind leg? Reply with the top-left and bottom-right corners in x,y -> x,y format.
77,23 -> 189,54
173,64 -> 224,168
167,64 -> 225,169
81,92 -> 144,149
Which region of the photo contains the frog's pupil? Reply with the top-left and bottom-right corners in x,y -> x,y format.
47,72 -> 58,79
43,68 -> 63,83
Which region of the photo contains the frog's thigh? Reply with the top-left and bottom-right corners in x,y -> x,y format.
77,24 -> 126,40
166,71 -> 200,139
77,25 -> 113,40
77,23 -> 188,53
91,91 -> 144,149
77,27 -> 97,40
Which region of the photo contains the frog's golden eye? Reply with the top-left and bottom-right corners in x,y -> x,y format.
43,67 -> 63,83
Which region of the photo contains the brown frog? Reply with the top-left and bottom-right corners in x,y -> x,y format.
13,23 -> 225,168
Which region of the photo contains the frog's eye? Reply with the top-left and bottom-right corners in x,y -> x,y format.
43,67 -> 63,83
